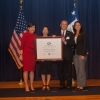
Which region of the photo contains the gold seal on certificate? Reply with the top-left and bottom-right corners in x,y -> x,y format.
35,36 -> 63,61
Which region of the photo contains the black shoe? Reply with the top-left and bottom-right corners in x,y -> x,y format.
25,90 -> 30,93
79,87 -> 84,91
30,89 -> 35,93
25,89 -> 30,93
59,86 -> 65,90
47,85 -> 50,90
76,87 -> 79,90
67,87 -> 72,91
42,85 -> 46,90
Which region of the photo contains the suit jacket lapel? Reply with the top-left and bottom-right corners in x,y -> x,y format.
77,34 -> 81,42
65,30 -> 68,37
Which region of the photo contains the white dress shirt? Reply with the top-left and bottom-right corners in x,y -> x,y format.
61,30 -> 67,36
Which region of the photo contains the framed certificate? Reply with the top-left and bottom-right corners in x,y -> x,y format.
35,36 -> 63,61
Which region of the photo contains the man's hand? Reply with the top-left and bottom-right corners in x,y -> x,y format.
62,37 -> 66,44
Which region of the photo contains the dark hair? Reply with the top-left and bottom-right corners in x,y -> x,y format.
61,20 -> 68,24
41,26 -> 49,36
27,22 -> 36,28
73,21 -> 84,34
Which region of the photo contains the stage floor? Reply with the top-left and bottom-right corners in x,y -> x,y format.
0,79 -> 100,100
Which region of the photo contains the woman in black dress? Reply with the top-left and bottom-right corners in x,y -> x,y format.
39,26 -> 53,90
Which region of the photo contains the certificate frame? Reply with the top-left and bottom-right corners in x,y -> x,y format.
35,36 -> 63,61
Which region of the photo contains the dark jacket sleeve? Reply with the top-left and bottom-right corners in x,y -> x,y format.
82,32 -> 87,56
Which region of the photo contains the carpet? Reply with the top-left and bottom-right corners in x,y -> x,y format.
0,86 -> 100,97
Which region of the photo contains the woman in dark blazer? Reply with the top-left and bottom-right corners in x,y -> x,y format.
73,21 -> 87,90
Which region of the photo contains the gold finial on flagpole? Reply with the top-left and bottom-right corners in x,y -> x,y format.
20,0 -> 23,9
74,0 -> 76,7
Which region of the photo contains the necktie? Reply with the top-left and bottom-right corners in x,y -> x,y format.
62,31 -> 64,37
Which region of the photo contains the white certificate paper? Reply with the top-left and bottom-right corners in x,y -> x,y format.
36,37 -> 63,60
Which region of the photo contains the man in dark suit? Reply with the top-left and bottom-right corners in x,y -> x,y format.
53,20 -> 75,90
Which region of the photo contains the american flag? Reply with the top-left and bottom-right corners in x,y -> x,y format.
8,9 -> 27,69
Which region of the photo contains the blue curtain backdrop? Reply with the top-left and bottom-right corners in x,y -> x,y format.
0,0 -> 100,81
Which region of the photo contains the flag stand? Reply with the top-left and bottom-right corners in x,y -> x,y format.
71,0 -> 77,86
18,0 -> 24,85
18,68 -> 23,85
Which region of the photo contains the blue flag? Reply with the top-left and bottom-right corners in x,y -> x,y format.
67,7 -> 79,32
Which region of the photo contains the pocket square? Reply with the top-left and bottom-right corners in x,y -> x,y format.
66,36 -> 70,39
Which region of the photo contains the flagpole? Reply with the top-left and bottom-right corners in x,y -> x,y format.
72,0 -> 76,86
19,0 -> 24,85
20,0 -> 23,10
74,0 -> 76,7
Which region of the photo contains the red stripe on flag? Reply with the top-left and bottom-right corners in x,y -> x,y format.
10,40 -> 19,58
12,33 -> 20,48
8,48 -> 23,69
8,32 -> 23,69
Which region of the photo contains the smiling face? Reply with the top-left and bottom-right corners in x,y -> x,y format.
28,25 -> 35,34
60,20 -> 68,30
74,22 -> 81,31
42,27 -> 49,36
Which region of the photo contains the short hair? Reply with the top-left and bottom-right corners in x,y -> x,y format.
61,20 -> 68,24
27,22 -> 36,28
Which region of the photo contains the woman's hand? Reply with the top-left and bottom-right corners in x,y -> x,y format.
81,56 -> 85,60
19,55 -> 23,61
52,35 -> 56,37
52,60 -> 56,61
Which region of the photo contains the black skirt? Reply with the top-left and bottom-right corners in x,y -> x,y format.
39,61 -> 53,75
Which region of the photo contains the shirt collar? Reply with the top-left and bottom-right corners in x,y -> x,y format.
61,30 -> 67,33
